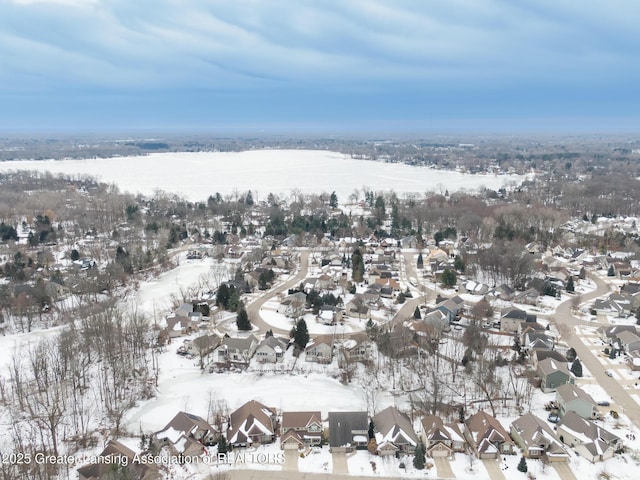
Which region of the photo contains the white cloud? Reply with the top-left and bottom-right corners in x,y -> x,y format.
1,0 -> 639,94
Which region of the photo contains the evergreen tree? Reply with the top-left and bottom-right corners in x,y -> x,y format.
566,276 -> 575,293
413,442 -> 426,470
351,248 -> 365,283
414,306 -> 421,319
517,455 -> 528,473
440,269 -> 457,288
236,302 -> 252,331
368,420 -> 375,439
396,292 -> 406,304
329,191 -> 338,209
458,406 -> 465,424
417,252 -> 424,269
292,318 -> 310,350
566,347 -> 577,362
216,283 -> 230,309
570,358 -> 583,377
217,435 -> 228,454
608,265 -> 615,277
609,348 -> 616,360
454,254 -> 465,272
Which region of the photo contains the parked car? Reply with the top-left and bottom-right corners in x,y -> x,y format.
597,400 -> 611,407
605,370 -> 613,377
547,413 -> 560,423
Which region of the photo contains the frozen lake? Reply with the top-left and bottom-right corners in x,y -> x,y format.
0,149 -> 523,202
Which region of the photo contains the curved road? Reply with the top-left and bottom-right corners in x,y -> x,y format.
546,273 -> 640,429
244,251 -> 310,336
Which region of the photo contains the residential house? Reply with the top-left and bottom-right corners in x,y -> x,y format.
345,293 -> 378,319
462,280 -> 489,296
593,298 -> 625,318
556,384 -> 598,420
598,325 -> 638,346
463,411 -> 515,459
186,334 -> 221,358
557,411 -> 622,463
216,335 -> 259,364
512,288 -> 541,306
338,333 -> 372,367
305,335 -> 334,364
372,406 -> 418,456
530,350 -> 568,371
173,303 -> 192,317
609,293 -> 633,316
434,298 -> 461,323
510,413 -> 569,462
154,411 -> 217,457
328,411 -> 369,453
317,304 -> 342,325
401,235 -> 418,248
165,316 -> 199,338
494,284 -> 515,301
77,440 -> 161,480
522,330 -> 555,353
227,400 -> 277,447
281,411 -> 323,449
277,292 -> 307,317
537,358 -> 573,393
255,336 -> 289,363
421,309 -> 450,333
616,329 -> 640,355
500,307 -> 537,333
620,282 -> 640,308
421,415 -> 466,458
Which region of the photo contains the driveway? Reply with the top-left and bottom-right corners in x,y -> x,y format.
481,458 -> 506,480
433,456 -> 456,478
552,462 -> 579,480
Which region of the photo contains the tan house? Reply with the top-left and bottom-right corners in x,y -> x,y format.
557,411 -> 622,463
510,413 -> 569,462
281,411 -> 323,449
338,333 -> 372,367
227,400 -> 278,447
305,335 -> 334,364
154,411 -> 217,457
255,336 -> 288,363
372,406 -> 418,455
421,415 -> 466,458
464,411 -> 515,459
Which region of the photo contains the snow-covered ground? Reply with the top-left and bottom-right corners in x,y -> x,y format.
0,150 -> 525,203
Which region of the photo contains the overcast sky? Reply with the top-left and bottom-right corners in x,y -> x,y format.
2,0 -> 639,132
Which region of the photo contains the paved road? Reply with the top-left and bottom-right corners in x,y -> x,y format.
228,468 -> 449,480
546,272 -> 640,429
244,250 -> 310,336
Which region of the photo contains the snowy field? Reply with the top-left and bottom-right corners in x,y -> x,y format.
0,149 -> 525,203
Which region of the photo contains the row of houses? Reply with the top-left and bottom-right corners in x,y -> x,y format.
79,402 -> 621,480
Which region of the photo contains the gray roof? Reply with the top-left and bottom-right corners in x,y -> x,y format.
328,412 -> 368,448
557,411 -> 620,457
537,358 -> 570,377
556,383 -> 596,406
510,413 -> 568,456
